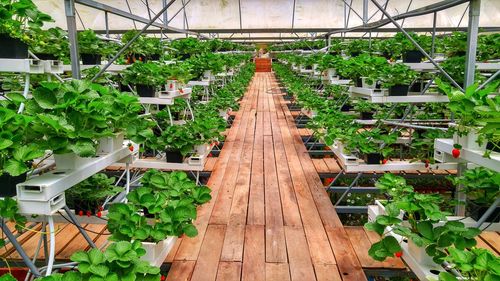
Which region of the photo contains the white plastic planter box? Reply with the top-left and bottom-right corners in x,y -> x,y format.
98,133 -> 125,154
362,77 -> 377,89
368,200 -> 404,222
141,237 -> 178,266
453,130 -> 486,151
203,70 -> 215,81
17,192 -> 66,215
54,153 -> 99,170
166,80 -> 180,92
219,109 -> 229,120
407,240 -> 436,267
326,68 -> 337,80
194,143 -> 211,155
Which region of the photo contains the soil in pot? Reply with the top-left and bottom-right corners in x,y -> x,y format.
165,150 -> 184,163
363,153 -> 382,164
388,85 -> 410,96
34,53 -> 57,60
402,50 -> 425,63
81,53 -> 102,65
0,173 -> 27,197
0,34 -> 29,59
468,201 -> 500,223
136,84 -> 156,97
360,111 -> 374,120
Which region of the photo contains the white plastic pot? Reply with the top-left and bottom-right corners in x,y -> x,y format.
326,68 -> 337,80
166,80 -> 180,92
362,77 -> 376,89
453,129 -> 486,151
97,133 -> 124,154
53,153 -> 98,170
407,240 -> 436,267
219,109 -> 229,120
140,237 -> 178,267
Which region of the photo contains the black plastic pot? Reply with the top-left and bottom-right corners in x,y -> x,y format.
0,173 -> 27,197
180,54 -> 191,60
135,84 -> 156,97
388,85 -> 410,96
81,53 -> 102,65
355,78 -> 363,87
165,150 -> 184,163
34,53 -> 57,60
402,50 -> 425,63
360,111 -> 374,120
382,52 -> 392,60
143,207 -> 155,218
363,153 -> 382,164
350,52 -> 361,57
119,83 -> 131,92
0,34 -> 28,59
340,104 -> 352,112
410,81 -> 424,92
486,141 -> 500,153
149,54 -> 161,61
468,201 -> 500,223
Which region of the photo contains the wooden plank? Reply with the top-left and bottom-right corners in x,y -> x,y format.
322,158 -> 342,174
0,223 -> 42,257
266,263 -> 291,281
220,224 -> 245,262
312,159 -> 330,174
58,224 -> 105,259
247,111 -> 265,225
190,225 -> 226,281
216,261 -> 242,281
10,223 -> 68,259
165,237 -> 182,263
40,223 -> 84,259
242,225 -> 265,281
325,228 -> 367,281
204,157 -> 218,172
480,232 -> 500,253
263,135 -> 287,263
475,236 -> 499,256
166,261 -> 196,281
284,226 -> 316,281
314,264 -> 343,281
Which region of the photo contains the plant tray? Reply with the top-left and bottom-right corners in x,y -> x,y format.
349,86 -> 449,103
141,237 -> 178,266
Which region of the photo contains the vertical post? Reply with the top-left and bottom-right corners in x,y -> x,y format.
104,11 -> 109,38
431,12 -> 437,57
64,0 -> 81,79
363,0 -> 368,25
464,0 -> 481,88
163,0 -> 168,23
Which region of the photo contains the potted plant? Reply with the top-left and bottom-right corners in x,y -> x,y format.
65,173 -> 121,216
0,0 -> 52,59
78,29 -> 106,65
27,80 -> 151,169
437,79 -> 500,152
442,32 -> 467,58
345,129 -> 398,164
393,32 -> 431,63
438,246 -> 500,281
450,167 -> 500,223
379,63 -> 418,96
30,27 -> 69,60
33,241 -> 161,280
366,174 -> 481,266
0,104 -> 44,196
121,62 -> 163,97
107,170 -> 211,265
353,99 -> 379,120
158,124 -> 197,163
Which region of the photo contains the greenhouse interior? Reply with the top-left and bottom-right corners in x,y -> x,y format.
0,0 -> 499,280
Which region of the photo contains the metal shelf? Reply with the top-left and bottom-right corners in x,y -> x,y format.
139,89 -> 191,105
434,138 -> 500,172
188,80 -> 210,86
406,62 -> 500,72
62,64 -> 128,72
330,141 -> 458,173
349,86 -> 449,103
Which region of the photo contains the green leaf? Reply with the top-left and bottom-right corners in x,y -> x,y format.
33,86 -> 58,109
89,264 -> 109,277
6,92 -> 27,103
0,139 -> 13,150
416,221 -> 434,240
183,224 -> 198,237
69,140 -> 96,157
364,222 -> 385,236
376,215 -> 401,226
88,248 -> 105,264
438,272 -> 458,281
3,159 -> 28,176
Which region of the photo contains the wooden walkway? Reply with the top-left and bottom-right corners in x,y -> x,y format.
167,73 -> 368,281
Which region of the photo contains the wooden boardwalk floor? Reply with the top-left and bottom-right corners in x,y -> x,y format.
167,73 -> 367,281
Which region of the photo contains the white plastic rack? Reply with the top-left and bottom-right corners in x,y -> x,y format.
0,59 -> 63,74
349,86 -> 450,103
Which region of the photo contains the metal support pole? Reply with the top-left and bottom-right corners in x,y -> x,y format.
1,220 -> 41,276
475,197 -> 500,228
291,0 -> 296,30
104,12 -> 109,38
162,0 -> 168,23
455,163 -> 467,216
477,69 -> 500,90
464,0 -> 481,88
62,206 -> 97,248
91,0 -> 176,82
335,172 -> 363,206
370,0 -> 464,91
363,0 -> 368,25
64,0 -> 81,79
431,12 -> 437,57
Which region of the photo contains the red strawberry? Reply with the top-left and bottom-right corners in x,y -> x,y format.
395,251 -> 403,258
208,153 -> 213,157
382,159 -> 388,164
78,210 -> 83,216
86,211 -> 91,217
97,211 -> 102,218
161,276 -> 166,281
180,88 -> 184,94
169,83 -> 173,89
129,145 -> 134,152
452,144 -> 462,158
424,159 -> 430,168
99,206 -> 104,211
